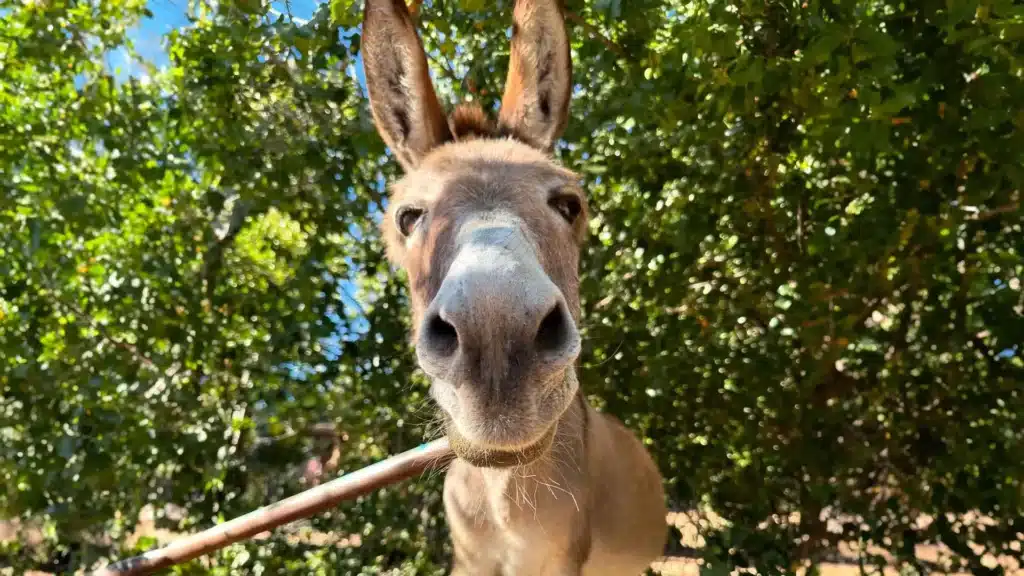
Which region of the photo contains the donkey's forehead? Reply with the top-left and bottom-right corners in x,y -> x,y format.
390,138 -> 579,203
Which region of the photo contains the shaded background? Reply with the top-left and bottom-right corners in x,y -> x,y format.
1,0 -> 1022,573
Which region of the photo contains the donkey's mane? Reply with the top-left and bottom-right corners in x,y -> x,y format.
449,102 -> 499,141
449,102 -> 541,148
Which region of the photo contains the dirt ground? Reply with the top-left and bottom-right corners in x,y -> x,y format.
653,511 -> 1023,576
4,508 -> 1023,575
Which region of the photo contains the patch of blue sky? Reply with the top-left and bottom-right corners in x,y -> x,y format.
133,0 -> 190,67
269,0 -> 320,22
997,346 -> 1017,359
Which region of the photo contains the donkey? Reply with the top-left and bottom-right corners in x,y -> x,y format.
361,0 -> 669,574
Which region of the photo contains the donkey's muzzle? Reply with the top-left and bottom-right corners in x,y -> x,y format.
414,215 -> 582,449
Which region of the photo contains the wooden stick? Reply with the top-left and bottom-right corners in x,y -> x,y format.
90,438 -> 454,576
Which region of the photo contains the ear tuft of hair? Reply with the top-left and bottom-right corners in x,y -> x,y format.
449,103 -> 497,141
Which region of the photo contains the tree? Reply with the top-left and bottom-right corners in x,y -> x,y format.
1,0 -> 1022,574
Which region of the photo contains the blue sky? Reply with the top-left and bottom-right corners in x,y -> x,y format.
131,0 -> 191,67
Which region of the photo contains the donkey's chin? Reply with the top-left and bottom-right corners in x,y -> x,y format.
443,415 -> 559,468
435,370 -> 579,468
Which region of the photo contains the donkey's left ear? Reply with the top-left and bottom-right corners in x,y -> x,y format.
362,0 -> 453,171
497,0 -> 572,152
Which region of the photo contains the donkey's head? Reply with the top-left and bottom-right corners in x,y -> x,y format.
363,0 -> 586,467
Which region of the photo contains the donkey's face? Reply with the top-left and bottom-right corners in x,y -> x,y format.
363,0 -> 586,466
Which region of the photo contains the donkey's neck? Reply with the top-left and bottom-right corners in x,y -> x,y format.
475,390 -> 589,508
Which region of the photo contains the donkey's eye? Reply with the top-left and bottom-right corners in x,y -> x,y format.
396,206 -> 426,237
549,195 -> 582,224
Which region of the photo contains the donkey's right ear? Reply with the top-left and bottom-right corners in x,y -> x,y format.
362,0 -> 452,171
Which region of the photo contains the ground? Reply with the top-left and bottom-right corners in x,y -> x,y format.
4,508 -> 1022,575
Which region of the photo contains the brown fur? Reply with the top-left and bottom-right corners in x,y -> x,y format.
449,102 -> 497,140
361,0 -> 453,169
361,1 -> 668,574
498,0 -> 573,150
381,141 -> 588,336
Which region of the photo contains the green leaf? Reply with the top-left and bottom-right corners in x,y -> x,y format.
330,0 -> 360,28
459,0 -> 487,11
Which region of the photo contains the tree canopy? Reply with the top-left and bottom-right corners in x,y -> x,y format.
1,0 -> 1022,574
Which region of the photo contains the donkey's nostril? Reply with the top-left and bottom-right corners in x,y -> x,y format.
535,303 -> 570,356
423,313 -> 459,357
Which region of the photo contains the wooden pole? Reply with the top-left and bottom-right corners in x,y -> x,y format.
90,438 -> 453,576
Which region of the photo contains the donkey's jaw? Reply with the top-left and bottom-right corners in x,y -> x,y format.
430,368 -> 579,467
444,415 -> 558,468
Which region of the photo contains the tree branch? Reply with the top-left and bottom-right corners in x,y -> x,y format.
566,11 -> 625,57
201,190 -> 249,298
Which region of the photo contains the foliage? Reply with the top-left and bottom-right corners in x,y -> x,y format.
2,0 -> 1023,574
